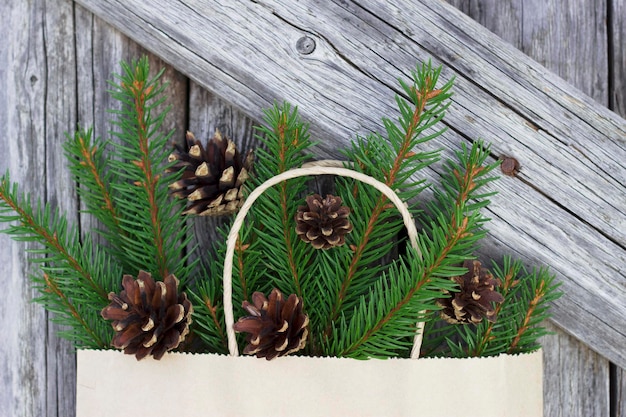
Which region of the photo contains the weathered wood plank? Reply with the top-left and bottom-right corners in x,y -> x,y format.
42,0 -> 80,415
520,0 -> 609,104
0,1 -> 50,416
73,0 -> 626,370
613,0 -> 626,117
0,2 -> 189,416
619,367 -> 626,417
542,322 -> 610,417
444,0 -> 523,46
445,1 -> 615,415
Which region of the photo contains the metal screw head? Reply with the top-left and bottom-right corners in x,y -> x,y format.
296,36 -> 316,55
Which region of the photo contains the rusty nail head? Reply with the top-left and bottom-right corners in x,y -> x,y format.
296,36 -> 316,55
500,156 -> 520,177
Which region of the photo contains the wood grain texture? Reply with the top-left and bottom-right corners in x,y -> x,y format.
73,0 -> 626,370
542,322 -> 610,417
446,2 -> 616,415
0,2 -> 188,416
521,0 -> 609,104
42,1 -> 79,415
613,0 -> 626,116
0,1 -> 52,416
619,366 -> 626,417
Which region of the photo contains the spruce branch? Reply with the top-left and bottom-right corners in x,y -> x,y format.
471,257 -> 521,356
0,173 -> 120,347
508,279 -> 548,353
329,143 -> 497,357
323,62 -> 454,338
440,257 -> 561,357
0,175 -> 108,300
240,102 -> 314,298
189,262 -> 229,354
41,273 -> 107,348
107,57 -> 195,282
64,128 -> 127,249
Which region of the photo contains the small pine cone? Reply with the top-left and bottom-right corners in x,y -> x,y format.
233,289 -> 309,360
168,130 -> 253,216
295,194 -> 353,249
101,271 -> 193,360
437,260 -> 504,324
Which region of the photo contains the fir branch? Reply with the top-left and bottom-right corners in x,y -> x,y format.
240,103 -> 314,298
0,175 -> 108,300
65,129 -> 119,223
0,173 -> 121,347
332,141 -> 498,357
107,57 -> 195,282
277,110 -> 304,296
42,273 -> 106,348
323,63 -> 453,337
64,128 -> 126,246
445,258 -> 561,357
472,258 -> 521,356
190,291 -> 228,353
123,67 -> 167,276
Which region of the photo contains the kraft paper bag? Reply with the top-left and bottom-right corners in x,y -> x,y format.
76,349 -> 543,417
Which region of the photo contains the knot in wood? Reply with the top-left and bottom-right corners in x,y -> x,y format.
296,36 -> 316,55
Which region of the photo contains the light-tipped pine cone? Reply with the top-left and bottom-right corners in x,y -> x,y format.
167,130 -> 253,216
437,260 -> 504,324
233,288 -> 309,360
101,271 -> 193,360
295,194 -> 353,249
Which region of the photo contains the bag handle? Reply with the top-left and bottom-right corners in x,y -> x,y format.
223,163 -> 425,359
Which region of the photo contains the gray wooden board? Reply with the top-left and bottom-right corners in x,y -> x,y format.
1,1 -> 58,415
445,1 -> 617,415
73,0 -> 626,370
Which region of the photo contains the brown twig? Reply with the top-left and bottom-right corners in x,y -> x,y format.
203,295 -> 227,349
125,78 -> 169,279
276,112 -> 302,296
76,133 -> 121,230
508,280 -> 547,353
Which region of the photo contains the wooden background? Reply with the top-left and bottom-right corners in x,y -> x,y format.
0,0 -> 624,416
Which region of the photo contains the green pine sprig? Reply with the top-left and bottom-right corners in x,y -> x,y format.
105,58 -> 196,282
0,175 -> 121,348
317,62 -> 454,342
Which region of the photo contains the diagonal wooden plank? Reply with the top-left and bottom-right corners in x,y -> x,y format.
74,0 -> 626,369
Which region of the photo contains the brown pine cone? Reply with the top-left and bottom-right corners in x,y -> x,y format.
295,194 -> 353,249
101,271 -> 193,360
168,130 -> 253,216
437,260 -> 504,324
233,288 -> 309,360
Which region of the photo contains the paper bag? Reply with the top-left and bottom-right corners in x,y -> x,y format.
77,349 -> 543,417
